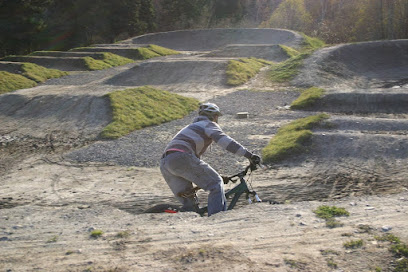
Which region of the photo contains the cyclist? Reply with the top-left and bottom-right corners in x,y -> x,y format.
160,102 -> 261,216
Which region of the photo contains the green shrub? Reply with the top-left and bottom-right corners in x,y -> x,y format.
102,86 -> 199,139
227,57 -> 273,86
262,114 -> 329,163
0,71 -> 37,94
314,205 -> 350,220
90,229 -> 103,238
21,62 -> 68,82
343,239 -> 363,249
291,87 -> 325,109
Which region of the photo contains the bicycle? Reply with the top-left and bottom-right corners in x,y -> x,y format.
144,162 -> 263,216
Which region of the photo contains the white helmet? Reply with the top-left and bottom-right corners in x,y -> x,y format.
198,102 -> 222,118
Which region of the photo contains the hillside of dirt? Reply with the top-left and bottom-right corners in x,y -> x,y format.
1,29 -> 408,272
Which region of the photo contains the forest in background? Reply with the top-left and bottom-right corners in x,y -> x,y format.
1,0 -> 408,58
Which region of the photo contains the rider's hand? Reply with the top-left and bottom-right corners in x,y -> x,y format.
250,154 -> 261,165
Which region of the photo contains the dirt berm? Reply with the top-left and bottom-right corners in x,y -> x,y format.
1,29 -> 408,272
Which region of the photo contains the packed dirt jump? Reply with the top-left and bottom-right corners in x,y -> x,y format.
1,29 -> 408,272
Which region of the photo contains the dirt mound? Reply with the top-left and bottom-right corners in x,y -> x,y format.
293,40 -> 408,88
2,55 -> 90,71
120,28 -> 303,51
0,61 -> 26,73
204,44 -> 290,61
105,59 -> 229,92
0,92 -> 111,138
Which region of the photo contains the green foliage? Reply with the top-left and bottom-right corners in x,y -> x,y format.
226,57 -> 273,86
102,86 -> 199,139
291,87 -> 325,109
268,53 -> 310,83
0,71 -> 37,94
90,229 -> 103,238
21,63 -> 68,82
394,258 -> 408,272
391,243 -> 408,258
325,218 -> 344,228
314,205 -> 350,220
262,114 -> 329,163
376,234 -> 401,244
343,239 -> 363,249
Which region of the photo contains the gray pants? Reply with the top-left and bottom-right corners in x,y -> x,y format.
160,152 -> 227,216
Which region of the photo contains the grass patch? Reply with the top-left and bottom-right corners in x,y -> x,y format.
314,205 -> 350,220
101,86 -> 199,139
100,52 -> 134,67
300,33 -> 326,52
291,87 -> 325,109
90,229 -> 103,238
343,239 -> 364,249
262,113 -> 329,163
268,52 -> 310,83
135,47 -> 161,59
21,62 -> 68,82
376,234 -> 408,272
280,45 -> 300,58
226,57 -> 273,86
147,44 -> 180,56
84,56 -> 112,70
0,71 -> 37,94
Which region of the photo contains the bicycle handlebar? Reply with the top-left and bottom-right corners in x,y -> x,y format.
223,162 -> 260,184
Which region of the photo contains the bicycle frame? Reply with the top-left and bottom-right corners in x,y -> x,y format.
193,163 -> 262,216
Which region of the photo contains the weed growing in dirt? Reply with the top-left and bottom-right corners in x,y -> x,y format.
327,258 -> 338,269
375,234 -> 408,272
90,229 -> 103,238
262,113 -> 329,163
226,57 -> 273,85
314,205 -> 350,220
0,71 -> 37,94
116,231 -> 131,239
290,87 -> 325,109
343,239 -> 364,249
46,235 -> 59,243
21,62 -> 68,82
102,86 -> 199,139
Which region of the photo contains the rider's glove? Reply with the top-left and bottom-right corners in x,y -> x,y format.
249,154 -> 261,165
221,176 -> 230,184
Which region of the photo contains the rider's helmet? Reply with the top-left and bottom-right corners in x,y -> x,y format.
198,102 -> 222,120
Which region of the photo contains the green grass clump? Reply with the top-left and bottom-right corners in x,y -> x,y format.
262,113 -> 329,163
300,33 -> 326,52
101,52 -> 134,67
90,229 -> 103,238
84,56 -> 112,70
21,62 -> 68,82
136,47 -> 161,59
314,205 -> 350,220
227,57 -> 273,86
268,52 -> 310,83
343,239 -> 363,249
291,87 -> 326,109
0,71 -> 37,94
147,44 -> 180,56
280,45 -> 300,58
102,86 -> 199,139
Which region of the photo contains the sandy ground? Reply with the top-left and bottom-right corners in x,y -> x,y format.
1,29 -> 408,271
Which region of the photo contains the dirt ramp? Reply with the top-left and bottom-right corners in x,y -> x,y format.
204,44 -> 290,61
0,93 -> 111,138
105,59 -> 228,92
294,40 -> 408,88
121,28 -> 303,51
2,55 -> 89,71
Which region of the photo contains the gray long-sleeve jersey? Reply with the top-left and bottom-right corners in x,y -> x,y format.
164,115 -> 252,159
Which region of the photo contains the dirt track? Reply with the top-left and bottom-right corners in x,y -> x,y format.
1,29 -> 408,271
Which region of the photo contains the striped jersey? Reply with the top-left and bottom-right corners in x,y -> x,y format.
164,115 -> 252,159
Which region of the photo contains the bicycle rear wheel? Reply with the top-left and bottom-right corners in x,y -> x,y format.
144,203 -> 181,213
